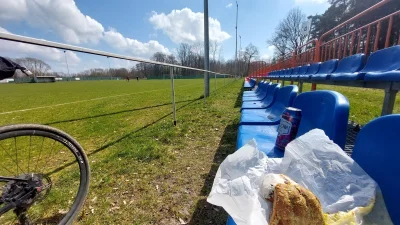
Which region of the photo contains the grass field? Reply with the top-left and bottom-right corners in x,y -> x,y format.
0,78 -> 399,224
300,83 -> 400,124
0,78 -> 239,224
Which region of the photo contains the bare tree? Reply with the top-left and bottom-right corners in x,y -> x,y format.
166,54 -> 178,65
210,41 -> 224,71
176,43 -> 192,66
243,43 -> 259,75
151,52 -> 167,62
267,8 -> 309,57
210,41 -> 220,62
15,57 -> 51,76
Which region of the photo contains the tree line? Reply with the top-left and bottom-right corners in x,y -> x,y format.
268,0 -> 400,61
10,41 -> 261,78
135,42 -> 259,78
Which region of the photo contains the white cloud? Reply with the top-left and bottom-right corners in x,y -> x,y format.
149,8 -> 231,44
226,3 -> 233,8
0,26 -> 80,65
261,54 -> 271,60
259,45 -> 276,62
267,45 -> 276,52
110,58 -> 137,69
0,0 -> 172,72
295,0 -> 327,4
103,28 -> 170,58
0,0 -> 104,44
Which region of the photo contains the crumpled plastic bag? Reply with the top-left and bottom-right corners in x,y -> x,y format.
207,129 -> 392,225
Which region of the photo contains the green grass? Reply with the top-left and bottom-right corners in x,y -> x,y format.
0,77 -> 397,224
0,78 -> 239,224
287,83 -> 400,125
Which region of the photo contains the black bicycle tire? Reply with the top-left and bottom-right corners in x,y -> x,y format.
0,124 -> 90,225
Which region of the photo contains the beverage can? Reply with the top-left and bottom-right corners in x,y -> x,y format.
275,107 -> 302,150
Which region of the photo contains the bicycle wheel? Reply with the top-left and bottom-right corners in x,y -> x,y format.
0,124 -> 90,225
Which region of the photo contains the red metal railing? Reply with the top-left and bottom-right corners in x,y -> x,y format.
320,10 -> 400,62
249,0 -> 400,86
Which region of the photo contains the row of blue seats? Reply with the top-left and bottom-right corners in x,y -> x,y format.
226,81 -> 399,225
239,82 -> 348,156
243,78 -> 256,88
267,45 -> 400,81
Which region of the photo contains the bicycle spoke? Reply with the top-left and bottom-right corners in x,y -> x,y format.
34,137 -> 45,172
28,135 -> 32,174
14,137 -> 18,175
0,143 -> 25,175
0,125 -> 89,225
0,161 -> 16,176
41,139 -> 56,174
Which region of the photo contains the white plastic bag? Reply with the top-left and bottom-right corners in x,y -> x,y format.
207,129 -> 390,225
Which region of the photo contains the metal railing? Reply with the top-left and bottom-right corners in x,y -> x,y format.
0,32 -> 236,126
249,0 -> 399,77
246,0 -> 400,116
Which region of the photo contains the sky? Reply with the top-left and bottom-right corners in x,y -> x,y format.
0,0 -> 330,74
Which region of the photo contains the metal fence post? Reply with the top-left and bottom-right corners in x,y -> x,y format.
214,73 -> 217,92
298,81 -> 303,93
170,67 -> 177,126
204,0 -> 210,97
381,83 -> 397,116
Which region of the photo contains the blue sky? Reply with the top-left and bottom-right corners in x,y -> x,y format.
0,0 -> 329,74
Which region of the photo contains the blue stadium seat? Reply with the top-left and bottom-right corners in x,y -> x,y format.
228,91 -> 350,225
351,114 -> 400,224
243,78 -> 256,88
298,62 -> 321,80
279,69 -> 286,77
292,66 -> 301,76
237,90 -> 349,156
283,68 -> 293,79
243,81 -> 268,97
329,54 -> 366,80
240,85 -> 298,125
310,59 -> 339,80
269,71 -> 277,78
297,64 -> 311,80
242,82 -> 271,101
363,45 -> 400,81
241,83 -> 281,110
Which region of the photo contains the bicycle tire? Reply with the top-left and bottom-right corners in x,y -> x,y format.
0,124 -> 90,225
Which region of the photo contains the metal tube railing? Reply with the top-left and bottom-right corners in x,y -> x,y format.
0,32 -> 236,125
259,1 -> 397,77
0,32 -> 231,76
319,0 -> 392,41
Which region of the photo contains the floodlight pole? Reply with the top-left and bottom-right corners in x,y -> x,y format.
239,35 -> 242,77
204,0 -> 210,98
235,1 -> 238,78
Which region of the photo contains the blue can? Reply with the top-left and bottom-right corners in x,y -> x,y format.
275,107 -> 302,150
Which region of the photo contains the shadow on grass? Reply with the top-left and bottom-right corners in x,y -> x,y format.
46,96 -> 203,177
234,86 -> 244,108
188,123 -> 238,225
34,213 -> 65,224
45,99 -> 197,125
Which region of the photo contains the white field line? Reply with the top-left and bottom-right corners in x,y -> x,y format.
0,82 -> 203,115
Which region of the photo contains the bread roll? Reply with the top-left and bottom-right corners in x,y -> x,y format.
261,174 -> 326,225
